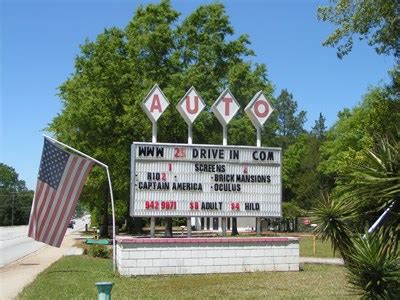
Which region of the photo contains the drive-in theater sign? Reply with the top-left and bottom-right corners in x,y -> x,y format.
130,85 -> 280,218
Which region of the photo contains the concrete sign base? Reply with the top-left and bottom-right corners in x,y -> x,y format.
117,237 -> 299,276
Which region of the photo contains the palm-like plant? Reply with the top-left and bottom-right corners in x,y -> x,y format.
346,233 -> 400,299
344,134 -> 400,254
310,193 -> 356,259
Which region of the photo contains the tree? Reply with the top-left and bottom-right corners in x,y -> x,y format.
0,163 -> 28,192
274,89 -> 306,150
0,163 -> 33,225
317,0 -> 400,58
319,87 -> 400,180
283,134 -> 330,209
48,1 -> 275,235
311,112 -> 327,140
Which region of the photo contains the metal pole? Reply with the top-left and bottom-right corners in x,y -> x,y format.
222,125 -> 228,236
188,124 -> 193,145
256,127 -> 261,148
150,217 -> 155,237
151,123 -> 157,237
187,123 -> 193,237
368,201 -> 395,234
152,121 -> 157,144
105,167 -> 117,273
222,125 -> 227,147
256,127 -> 261,236
12,194 -> 15,226
43,134 -> 117,272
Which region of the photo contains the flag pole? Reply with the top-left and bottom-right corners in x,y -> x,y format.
43,134 -> 117,272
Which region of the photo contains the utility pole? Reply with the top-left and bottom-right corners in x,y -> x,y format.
12,193 -> 15,226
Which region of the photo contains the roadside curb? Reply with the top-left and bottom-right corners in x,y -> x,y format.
300,257 -> 344,265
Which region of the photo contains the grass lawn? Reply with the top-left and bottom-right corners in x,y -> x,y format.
20,256 -> 352,299
299,235 -> 342,258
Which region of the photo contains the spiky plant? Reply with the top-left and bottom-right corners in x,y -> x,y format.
346,233 -> 400,299
310,193 -> 356,260
344,134 -> 400,254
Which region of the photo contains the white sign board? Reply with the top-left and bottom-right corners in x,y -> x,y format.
211,88 -> 240,125
245,91 -> 274,128
131,142 -> 281,217
141,84 -> 170,122
176,86 -> 206,124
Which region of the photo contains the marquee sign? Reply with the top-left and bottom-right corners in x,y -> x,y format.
130,142 -> 281,217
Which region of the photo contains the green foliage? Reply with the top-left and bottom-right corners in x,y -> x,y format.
0,163 -> 28,192
0,163 -> 33,225
86,244 -> 111,259
317,0 -> 399,58
283,134 -> 328,209
346,234 -> 400,299
310,112 -> 327,140
282,202 -> 303,218
319,88 -> 400,179
274,89 -> 306,150
311,193 -> 355,258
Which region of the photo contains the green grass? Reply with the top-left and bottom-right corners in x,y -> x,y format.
299,235 -> 342,258
20,256 -> 352,299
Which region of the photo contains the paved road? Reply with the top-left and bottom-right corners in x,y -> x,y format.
0,229 -> 85,300
0,216 -> 89,268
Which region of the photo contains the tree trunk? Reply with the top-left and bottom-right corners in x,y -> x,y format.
100,190 -> 109,237
231,217 -> 239,236
165,217 -> 173,237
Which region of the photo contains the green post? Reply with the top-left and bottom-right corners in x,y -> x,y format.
95,282 -> 113,300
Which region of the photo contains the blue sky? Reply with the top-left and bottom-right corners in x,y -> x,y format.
1,0 -> 395,190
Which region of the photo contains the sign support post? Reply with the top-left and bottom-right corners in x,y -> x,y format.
245,91 -> 274,236
211,88 -> 240,236
176,87 -> 206,236
141,84 -> 170,238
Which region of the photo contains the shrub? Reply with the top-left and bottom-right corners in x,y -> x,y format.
86,244 -> 111,259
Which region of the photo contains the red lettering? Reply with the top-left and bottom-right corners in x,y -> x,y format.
254,100 -> 269,118
222,97 -> 233,116
231,202 -> 240,210
185,96 -> 199,114
150,94 -> 162,112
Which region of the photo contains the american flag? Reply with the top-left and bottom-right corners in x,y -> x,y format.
28,138 -> 94,247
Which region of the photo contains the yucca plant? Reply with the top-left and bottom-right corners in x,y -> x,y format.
344,134 -> 400,254
310,193 -> 356,260
346,233 -> 400,299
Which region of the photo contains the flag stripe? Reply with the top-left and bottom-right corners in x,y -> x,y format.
28,181 -> 43,238
51,159 -> 93,246
35,183 -> 53,236
39,156 -> 79,243
53,159 -> 93,246
47,157 -> 89,246
36,186 -> 56,239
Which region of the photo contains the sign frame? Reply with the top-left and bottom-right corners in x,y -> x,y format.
130,142 -> 282,218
